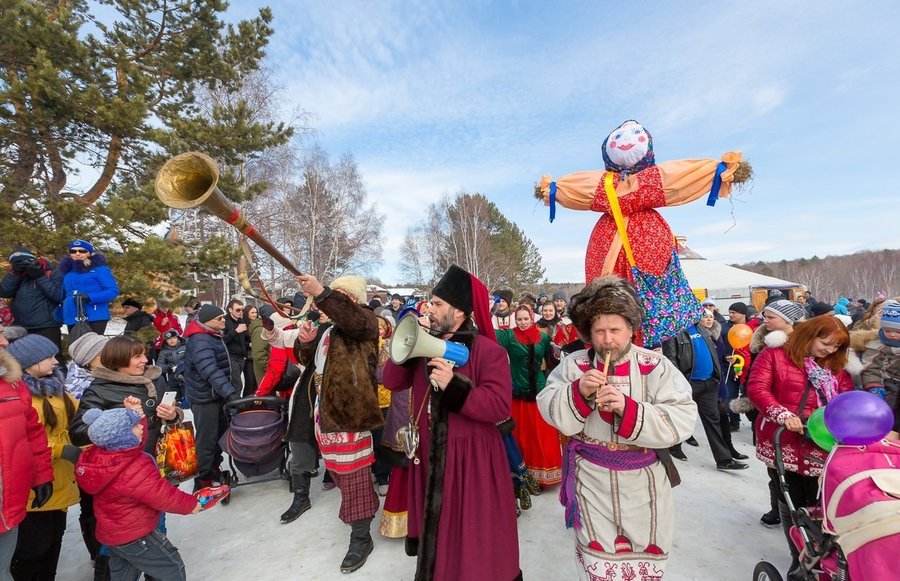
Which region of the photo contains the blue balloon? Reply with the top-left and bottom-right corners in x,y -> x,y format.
823,391 -> 894,446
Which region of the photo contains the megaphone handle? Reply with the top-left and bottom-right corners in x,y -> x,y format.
429,359 -> 454,392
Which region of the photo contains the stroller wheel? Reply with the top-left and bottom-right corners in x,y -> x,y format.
752,561 -> 783,581
221,471 -> 233,505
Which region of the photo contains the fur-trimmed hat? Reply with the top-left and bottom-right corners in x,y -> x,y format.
568,275 -> 642,339
493,288 -> 513,305
881,300 -> 900,332
763,300 -> 805,325
330,276 -> 367,304
83,408 -> 142,451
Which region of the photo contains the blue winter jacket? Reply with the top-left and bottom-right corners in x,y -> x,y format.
0,261 -> 63,329
182,320 -> 234,404
58,254 -> 120,325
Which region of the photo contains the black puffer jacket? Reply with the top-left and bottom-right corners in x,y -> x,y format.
0,262 -> 63,329
222,316 -> 247,359
123,310 -> 155,334
69,365 -> 182,454
182,320 -> 233,404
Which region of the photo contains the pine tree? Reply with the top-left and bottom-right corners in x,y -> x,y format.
0,0 -> 293,302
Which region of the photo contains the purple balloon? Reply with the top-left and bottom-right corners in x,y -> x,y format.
823,391 -> 894,446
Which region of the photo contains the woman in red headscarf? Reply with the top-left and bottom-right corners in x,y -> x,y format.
496,304 -> 562,488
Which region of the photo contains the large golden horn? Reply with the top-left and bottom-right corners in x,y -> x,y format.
155,152 -> 301,275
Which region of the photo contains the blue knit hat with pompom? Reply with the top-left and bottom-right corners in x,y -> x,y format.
83,408 -> 142,451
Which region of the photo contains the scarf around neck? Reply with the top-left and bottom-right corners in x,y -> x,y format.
804,357 -> 839,406
23,368 -> 66,398
513,324 -> 542,346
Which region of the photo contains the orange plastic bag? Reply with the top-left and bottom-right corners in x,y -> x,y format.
156,421 -> 198,483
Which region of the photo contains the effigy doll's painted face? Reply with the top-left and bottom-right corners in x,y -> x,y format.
604,121 -> 650,169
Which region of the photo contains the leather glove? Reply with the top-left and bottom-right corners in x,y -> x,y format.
61,444 -> 82,464
25,260 -> 46,279
31,482 -> 53,509
261,316 -> 275,332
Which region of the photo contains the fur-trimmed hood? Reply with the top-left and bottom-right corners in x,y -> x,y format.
750,325 -> 789,353
58,252 -> 109,275
850,328 -> 879,353
0,350 -> 22,383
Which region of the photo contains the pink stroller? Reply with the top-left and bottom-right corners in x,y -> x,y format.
754,428 -> 900,580
820,439 -> 900,579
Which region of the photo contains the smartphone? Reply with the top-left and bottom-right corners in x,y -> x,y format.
160,391 -> 178,406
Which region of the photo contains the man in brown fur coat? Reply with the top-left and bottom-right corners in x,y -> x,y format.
295,273 -> 384,574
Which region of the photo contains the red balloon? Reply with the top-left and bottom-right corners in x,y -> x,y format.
727,324 -> 753,349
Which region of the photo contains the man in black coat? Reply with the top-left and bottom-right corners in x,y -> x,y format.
0,249 -> 64,355
663,313 -> 748,470
183,304 -> 234,491
222,298 -> 248,395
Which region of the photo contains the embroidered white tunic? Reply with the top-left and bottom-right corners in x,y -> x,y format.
538,346 -> 697,581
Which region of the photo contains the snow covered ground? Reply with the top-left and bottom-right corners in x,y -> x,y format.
57,423 -> 791,580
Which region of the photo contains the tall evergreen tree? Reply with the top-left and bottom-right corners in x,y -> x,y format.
0,0 -> 293,301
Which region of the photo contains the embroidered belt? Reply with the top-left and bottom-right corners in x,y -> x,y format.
574,434 -> 648,453
560,438 -> 658,530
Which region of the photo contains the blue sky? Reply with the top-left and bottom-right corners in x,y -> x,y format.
228,1 -> 900,283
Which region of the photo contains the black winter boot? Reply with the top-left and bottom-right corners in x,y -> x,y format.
93,556 -> 111,581
340,518 -> 374,573
281,475 -> 311,524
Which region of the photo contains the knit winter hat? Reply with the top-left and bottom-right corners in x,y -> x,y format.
330,276 -> 367,304
763,300 -> 805,325
121,298 -> 142,309
69,239 -> 95,254
880,300 -> 900,331
552,290 -> 567,302
7,249 -> 35,262
835,314 -> 853,328
198,304 -> 225,323
163,329 -> 180,340
2,326 -> 27,343
728,302 -> 748,316
83,408 -> 142,451
68,332 -> 109,367
6,334 -> 58,369
702,298 -> 716,307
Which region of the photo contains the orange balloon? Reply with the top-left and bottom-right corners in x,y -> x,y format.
728,324 -> 753,349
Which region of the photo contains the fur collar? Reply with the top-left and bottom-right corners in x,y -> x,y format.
707,320 -> 722,341
750,326 -> 789,353
91,365 -> 162,396
850,328 -> 879,353
0,350 -> 22,383
58,252 -> 109,275
23,368 -> 66,397
845,351 -> 865,377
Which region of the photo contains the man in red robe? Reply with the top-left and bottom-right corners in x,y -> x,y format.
383,265 -> 521,581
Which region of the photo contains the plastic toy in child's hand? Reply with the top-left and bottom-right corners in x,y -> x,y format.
194,485 -> 231,511
731,354 -> 745,378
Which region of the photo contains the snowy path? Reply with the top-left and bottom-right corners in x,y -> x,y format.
57,424 -> 791,580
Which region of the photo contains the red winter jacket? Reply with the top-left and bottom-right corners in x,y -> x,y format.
153,309 -> 183,351
0,351 -> 53,533
748,347 -> 854,476
74,418 -> 197,545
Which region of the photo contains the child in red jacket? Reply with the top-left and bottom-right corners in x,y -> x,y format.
75,399 -> 199,581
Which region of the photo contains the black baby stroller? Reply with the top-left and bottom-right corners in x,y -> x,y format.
218,395 -> 290,504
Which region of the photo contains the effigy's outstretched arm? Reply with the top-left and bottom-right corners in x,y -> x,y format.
536,171 -> 603,211
660,151 -> 743,207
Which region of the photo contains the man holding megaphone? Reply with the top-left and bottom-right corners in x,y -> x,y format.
383,265 -> 522,581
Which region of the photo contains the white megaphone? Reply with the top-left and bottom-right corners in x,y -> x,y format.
391,313 -> 469,367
